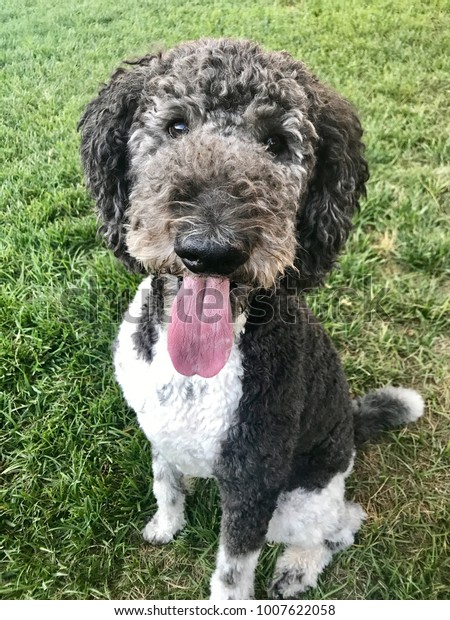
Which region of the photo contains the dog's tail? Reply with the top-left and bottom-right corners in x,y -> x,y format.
352,386 -> 424,447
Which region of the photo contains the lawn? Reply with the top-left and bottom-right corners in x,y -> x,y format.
1,0 -> 449,601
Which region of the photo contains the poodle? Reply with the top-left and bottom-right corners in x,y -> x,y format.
79,38 -> 424,600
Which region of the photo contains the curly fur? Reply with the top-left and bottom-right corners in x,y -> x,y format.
79,38 -> 368,288
79,39 -> 423,600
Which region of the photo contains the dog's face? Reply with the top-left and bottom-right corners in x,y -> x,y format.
125,45 -> 317,290
79,39 -> 368,377
79,39 -> 368,292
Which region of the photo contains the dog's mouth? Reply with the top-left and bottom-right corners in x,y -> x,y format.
168,275 -> 234,378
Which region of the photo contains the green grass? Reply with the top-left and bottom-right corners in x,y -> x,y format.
1,0 -> 449,601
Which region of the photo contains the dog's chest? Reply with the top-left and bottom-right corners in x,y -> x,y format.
114,297 -> 243,477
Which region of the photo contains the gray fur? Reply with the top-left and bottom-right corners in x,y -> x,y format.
353,385 -> 425,446
79,38 -> 368,289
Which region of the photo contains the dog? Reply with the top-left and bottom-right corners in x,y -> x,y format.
79,38 -> 424,600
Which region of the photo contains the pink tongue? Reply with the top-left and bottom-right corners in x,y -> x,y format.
168,276 -> 233,378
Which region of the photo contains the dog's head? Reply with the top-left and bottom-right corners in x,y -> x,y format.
79,39 -> 368,376
79,38 -> 368,288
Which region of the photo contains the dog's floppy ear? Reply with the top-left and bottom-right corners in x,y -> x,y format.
78,57 -> 155,271
294,84 -> 369,288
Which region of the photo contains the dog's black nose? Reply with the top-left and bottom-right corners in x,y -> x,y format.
174,236 -> 248,275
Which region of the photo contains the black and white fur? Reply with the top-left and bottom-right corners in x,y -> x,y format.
113,276 -> 423,600
79,39 -> 424,599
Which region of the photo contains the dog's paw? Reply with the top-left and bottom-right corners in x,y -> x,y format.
142,512 -> 185,545
209,580 -> 254,601
268,568 -> 308,600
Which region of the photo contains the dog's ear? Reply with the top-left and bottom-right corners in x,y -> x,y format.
294,84 -> 369,288
78,57 -> 155,271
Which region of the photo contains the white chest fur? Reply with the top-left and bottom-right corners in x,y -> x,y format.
114,277 -> 244,478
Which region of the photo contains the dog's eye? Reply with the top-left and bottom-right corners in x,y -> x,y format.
168,120 -> 189,138
264,135 -> 286,156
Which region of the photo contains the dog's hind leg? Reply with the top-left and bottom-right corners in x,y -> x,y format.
267,469 -> 365,599
268,501 -> 364,599
269,544 -> 333,599
142,449 -> 186,545
270,502 -> 364,599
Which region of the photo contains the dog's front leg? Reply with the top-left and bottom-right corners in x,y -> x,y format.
209,490 -> 277,600
142,449 -> 186,544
